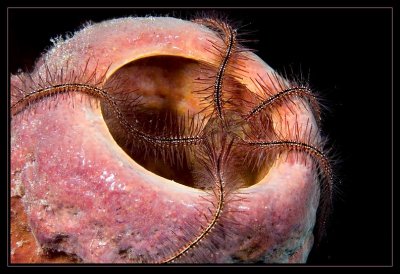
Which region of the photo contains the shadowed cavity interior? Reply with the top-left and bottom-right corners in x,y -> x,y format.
101,55 -> 273,188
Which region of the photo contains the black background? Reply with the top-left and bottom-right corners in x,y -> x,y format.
8,8 -> 392,265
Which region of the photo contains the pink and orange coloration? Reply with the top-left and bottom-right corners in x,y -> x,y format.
10,16 -> 334,263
